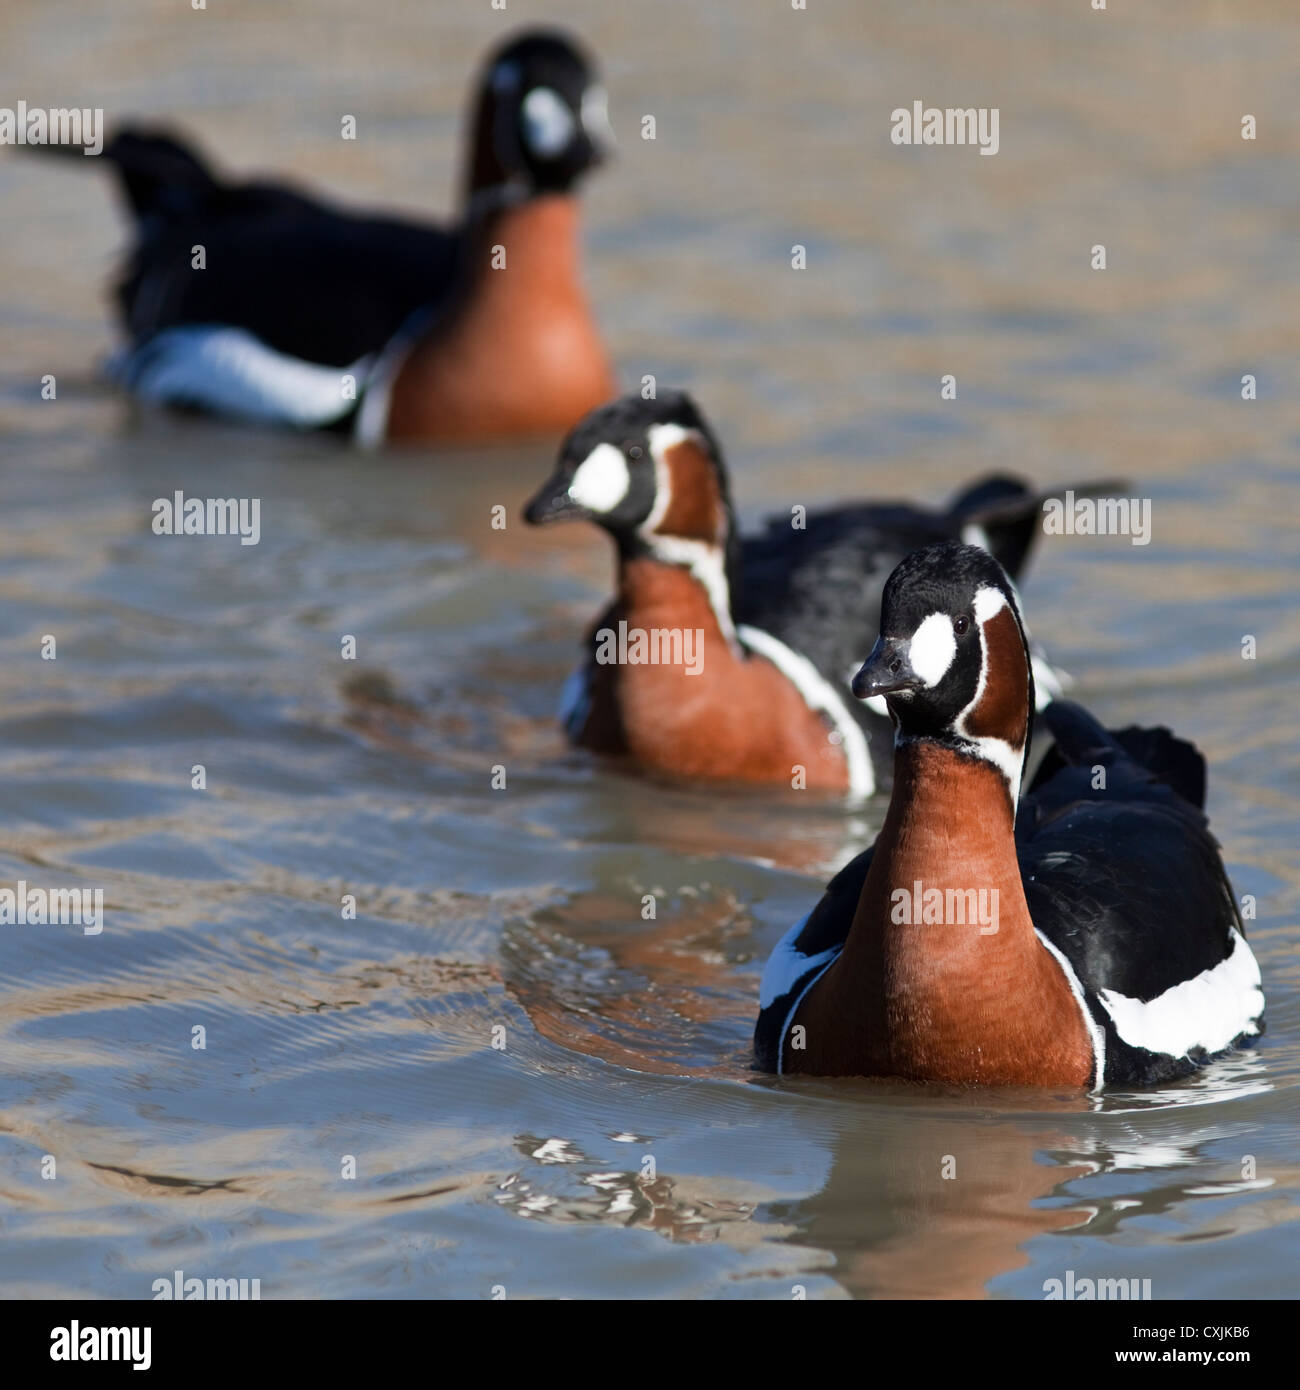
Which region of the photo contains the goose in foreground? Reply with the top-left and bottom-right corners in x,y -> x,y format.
754,542 -> 1264,1086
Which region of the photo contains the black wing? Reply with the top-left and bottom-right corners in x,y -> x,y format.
736,475 -> 1051,700
1019,701 -> 1259,1084
102,129 -> 463,366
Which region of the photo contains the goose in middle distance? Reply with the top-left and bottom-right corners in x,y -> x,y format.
524,390 -> 1087,798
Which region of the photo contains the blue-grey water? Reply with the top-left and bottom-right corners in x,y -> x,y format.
0,0 -> 1298,1299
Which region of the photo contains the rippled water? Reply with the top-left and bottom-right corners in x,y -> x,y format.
1,0 -> 1298,1299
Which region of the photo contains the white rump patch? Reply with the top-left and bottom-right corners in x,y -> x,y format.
568,443 -> 631,512
521,86 -> 576,157
116,325 -> 366,429
909,612 -> 957,687
1098,929 -> 1264,1059
738,624 -> 874,800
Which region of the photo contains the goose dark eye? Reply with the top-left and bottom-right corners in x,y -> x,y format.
953,615 -> 970,636
627,445 -> 643,460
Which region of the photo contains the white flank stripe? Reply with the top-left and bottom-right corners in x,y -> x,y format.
1098,929 -> 1264,1059
1035,929 -> 1106,1090
737,624 -> 875,800
119,325 -> 366,428
760,913 -> 818,1007
356,304 -> 435,448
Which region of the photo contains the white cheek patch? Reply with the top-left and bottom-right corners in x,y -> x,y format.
567,443 -> 630,512
909,612 -> 957,687
521,86 -> 576,157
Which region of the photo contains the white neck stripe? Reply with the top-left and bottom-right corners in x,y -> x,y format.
972,585 -> 1008,623
644,535 -> 737,650
737,624 -> 875,801
639,422 -> 698,537
954,584 -> 1026,805
636,424 -> 736,648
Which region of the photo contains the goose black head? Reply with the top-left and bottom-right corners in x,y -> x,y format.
852,542 -> 1034,797
524,389 -> 742,635
468,29 -> 613,200
525,389 -> 735,543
